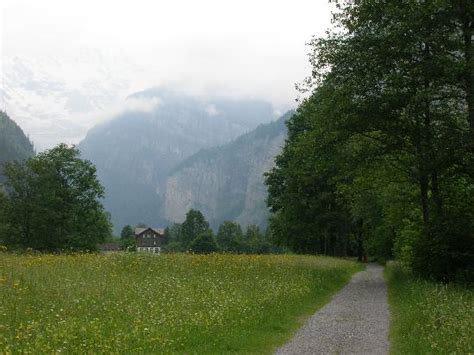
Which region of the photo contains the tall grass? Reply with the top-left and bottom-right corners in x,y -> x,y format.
0,253 -> 361,353
386,263 -> 473,354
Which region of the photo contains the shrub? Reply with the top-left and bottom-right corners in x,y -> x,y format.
190,231 -> 218,254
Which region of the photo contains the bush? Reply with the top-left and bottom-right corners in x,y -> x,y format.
190,231 -> 218,254
412,217 -> 474,282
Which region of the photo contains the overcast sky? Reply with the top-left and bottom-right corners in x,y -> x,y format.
1,0 -> 333,149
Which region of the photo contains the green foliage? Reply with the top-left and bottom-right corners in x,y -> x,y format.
265,97 -> 354,255
2,144 -> 112,251
386,263 -> 474,353
161,223 -> 184,252
240,225 -> 274,254
0,253 -> 362,353
179,209 -> 210,250
163,211 -> 283,254
118,225 -> 136,251
0,190 -> 10,244
216,221 -> 243,252
120,236 -> 136,252
266,0 -> 474,280
120,225 -> 134,240
190,230 -> 218,254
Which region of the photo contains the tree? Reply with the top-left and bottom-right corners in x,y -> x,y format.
120,236 -> 136,252
190,230 -> 218,254
0,190 -> 10,245
120,225 -> 134,240
119,224 -> 136,251
2,144 -> 112,251
315,0 -> 473,280
266,0 -> 474,280
179,209 -> 210,250
265,97 -> 353,255
216,221 -> 243,252
162,223 -> 184,252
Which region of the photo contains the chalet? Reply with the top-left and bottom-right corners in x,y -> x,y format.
135,227 -> 165,254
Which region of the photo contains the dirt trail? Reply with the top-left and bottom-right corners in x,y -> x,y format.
276,264 -> 390,354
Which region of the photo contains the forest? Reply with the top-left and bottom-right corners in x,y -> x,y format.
265,0 -> 474,282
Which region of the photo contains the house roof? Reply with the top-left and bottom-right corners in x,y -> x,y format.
134,227 -> 165,236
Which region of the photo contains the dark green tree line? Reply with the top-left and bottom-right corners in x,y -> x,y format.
162,209 -> 282,254
266,0 -> 474,281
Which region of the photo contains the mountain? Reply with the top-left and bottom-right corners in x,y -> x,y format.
0,111 -> 35,182
79,88 -> 278,231
1,50 -> 142,150
163,111 -> 291,229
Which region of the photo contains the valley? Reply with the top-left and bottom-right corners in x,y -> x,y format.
78,87 -> 290,231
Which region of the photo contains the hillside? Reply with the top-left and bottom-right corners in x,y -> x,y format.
79,88 -> 278,230
163,111 -> 292,228
0,111 -> 35,182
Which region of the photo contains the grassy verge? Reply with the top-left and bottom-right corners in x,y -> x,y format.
386,263 -> 473,354
0,253 -> 362,353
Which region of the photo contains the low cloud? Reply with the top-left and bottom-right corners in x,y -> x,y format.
205,104 -> 219,117
122,97 -> 162,114
83,96 -> 161,125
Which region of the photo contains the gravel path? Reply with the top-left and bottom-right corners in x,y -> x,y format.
276,264 -> 389,355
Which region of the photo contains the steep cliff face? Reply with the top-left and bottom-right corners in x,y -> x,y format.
0,111 -> 35,183
79,88 -> 278,230
163,112 -> 291,228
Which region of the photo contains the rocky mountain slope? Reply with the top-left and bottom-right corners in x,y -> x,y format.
0,112 -> 35,183
79,88 -> 278,230
163,111 -> 291,229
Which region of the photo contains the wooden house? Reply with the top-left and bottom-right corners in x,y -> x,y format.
135,227 -> 165,253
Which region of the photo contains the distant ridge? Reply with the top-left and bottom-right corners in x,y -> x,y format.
0,111 -> 35,182
163,110 -> 292,229
79,87 -> 280,231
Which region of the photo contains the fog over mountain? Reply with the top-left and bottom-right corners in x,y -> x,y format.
0,50 -> 144,151
1,0 -> 332,231
2,1 -> 331,151
79,88 -> 285,231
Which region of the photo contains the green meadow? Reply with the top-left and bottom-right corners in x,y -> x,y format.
386,263 -> 474,354
0,253 -> 361,353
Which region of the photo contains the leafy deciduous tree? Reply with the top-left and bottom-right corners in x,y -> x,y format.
190,230 -> 218,254
216,221 -> 243,252
179,209 -> 210,250
2,144 -> 112,251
